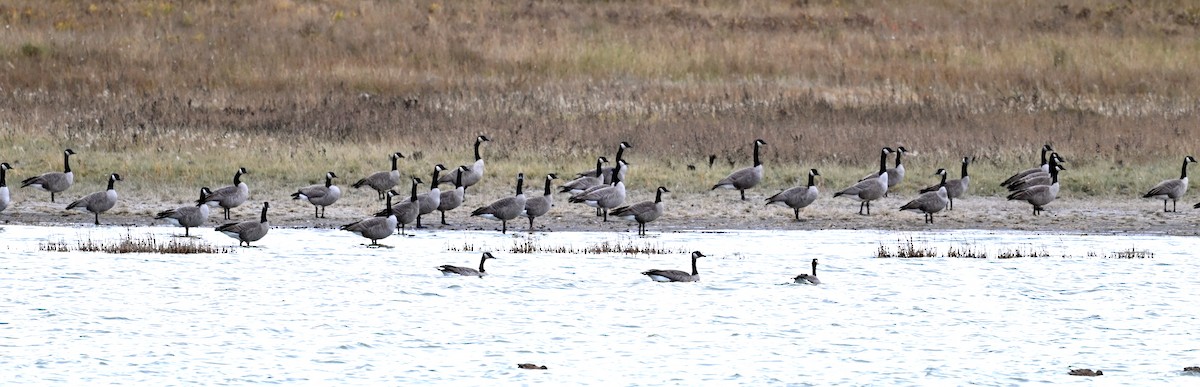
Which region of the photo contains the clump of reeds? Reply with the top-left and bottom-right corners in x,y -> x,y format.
876,238 -> 939,258
945,244 -> 987,259
1087,247 -> 1154,259
39,233 -> 232,254
995,246 -> 1051,259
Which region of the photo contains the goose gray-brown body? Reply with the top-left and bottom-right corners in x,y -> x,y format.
342,190 -> 399,246
642,251 -> 706,282
921,157 -> 970,210
352,152 -> 404,200
471,173 -> 526,234
199,167 -> 250,220
216,201 -> 270,247
861,146 -> 907,195
1143,155 -> 1195,212
437,166 -> 469,225
21,148 -> 76,203
438,135 -> 490,193
416,164 -> 447,228
522,173 -> 559,230
1000,144 -> 1054,188
1007,158 -> 1064,215
561,157 -> 609,194
0,163 -> 13,213
767,169 -> 820,221
611,186 -> 669,235
1004,153 -> 1066,192
66,173 -> 122,225
568,162 -> 626,221
291,171 -> 341,218
438,252 -> 496,277
1068,369 -> 1102,376
379,177 -> 422,235
794,258 -> 821,285
576,142 -> 631,184
155,187 -> 212,236
835,147 -> 892,215
712,139 -> 766,200
901,168 -> 949,224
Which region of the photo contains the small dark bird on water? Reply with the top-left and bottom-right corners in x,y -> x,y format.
1068,368 -> 1102,376
517,363 -> 548,370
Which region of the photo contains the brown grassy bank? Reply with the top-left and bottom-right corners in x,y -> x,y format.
1,0 -> 1199,198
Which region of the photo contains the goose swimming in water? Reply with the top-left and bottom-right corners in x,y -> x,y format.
642,251 -> 706,282
794,258 -> 821,285
438,252 -> 496,277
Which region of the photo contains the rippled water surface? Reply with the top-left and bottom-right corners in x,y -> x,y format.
2,225 -> 1198,385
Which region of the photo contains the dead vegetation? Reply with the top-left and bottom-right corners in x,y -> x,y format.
39,232 -> 233,254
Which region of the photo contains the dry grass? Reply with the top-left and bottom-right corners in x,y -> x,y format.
445,234 -> 684,255
2,1 -> 1199,199
39,232 -> 233,254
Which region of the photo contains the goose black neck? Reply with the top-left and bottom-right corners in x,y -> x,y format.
410,180 -> 419,202
894,150 -> 903,167
325,175 -> 333,188
1049,161 -> 1061,183
391,155 -> 399,171
431,168 -> 442,186
1040,147 -> 1050,165
478,256 -> 488,273
753,142 -> 762,167
691,256 -> 700,276
515,176 -> 524,195
654,188 -> 664,203
107,175 -> 117,190
1181,159 -> 1191,179
806,172 -> 816,187
939,171 -> 948,187
384,192 -> 394,214
961,159 -> 970,178
594,159 -> 604,175
0,166 -> 6,187
234,171 -> 242,185
615,145 -> 626,162
455,168 -> 464,187
879,151 -> 889,174
63,151 -> 72,173
260,204 -> 269,223
812,260 -> 818,276
474,139 -> 483,161
543,176 -> 553,195
611,163 -> 623,184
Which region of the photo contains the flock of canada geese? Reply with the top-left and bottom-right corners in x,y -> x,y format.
0,137 -> 1197,282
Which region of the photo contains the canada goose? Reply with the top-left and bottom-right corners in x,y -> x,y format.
712,139 -> 766,200
291,171 -> 341,218
352,152 -> 404,200
560,156 -> 609,194
576,141 -> 631,184
65,173 -> 121,225
154,187 -> 212,236
378,177 -> 422,235
517,363 -> 548,370
1007,157 -> 1064,215
438,135 -> 490,193
522,173 -> 559,230
341,190 -> 400,246
1183,366 -> 1200,372
794,258 -> 820,285
1143,155 -> 1196,212
438,252 -> 496,277
642,251 -> 706,282
1068,368 -> 1102,376
1004,153 -> 1067,191
900,168 -> 950,224
471,173 -> 526,234
215,201 -> 270,247
416,164 -> 447,228
861,146 -> 908,195
21,148 -> 76,203
766,168 -> 820,221
920,157 -> 970,210
611,186 -> 669,235
568,162 -> 626,221
437,166 -> 469,225
834,147 -> 893,215
0,163 -> 13,213
198,167 -> 250,220
1000,144 -> 1054,187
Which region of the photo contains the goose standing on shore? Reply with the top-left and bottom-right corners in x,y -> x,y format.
642,251 -> 706,282
766,169 -> 820,221
438,252 -> 496,277
561,157 -> 609,195
378,177 -> 422,235
437,166 -> 469,225
611,186 -> 669,236
1000,144 -> 1054,188
712,139 -> 766,200
352,152 -> 404,200
341,190 -> 399,246
522,173 -> 559,231
416,164 -> 447,228
0,163 -> 13,213
576,141 -> 631,184
471,173 -> 526,234
921,157 -> 970,210
199,167 -> 249,220
861,146 -> 907,195
901,168 -> 950,224
291,171 -> 341,218
1007,157 -> 1064,215
154,187 -> 212,236
568,162 -> 626,221
66,173 -> 122,225
438,135 -> 490,194
794,258 -> 821,285
1004,153 -> 1066,192
216,201 -> 270,247
835,147 -> 892,215
1143,155 -> 1196,212
21,148 -> 76,203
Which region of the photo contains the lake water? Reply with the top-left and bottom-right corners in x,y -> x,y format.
1,225 -> 1198,385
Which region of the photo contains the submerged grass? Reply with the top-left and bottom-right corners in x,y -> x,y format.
444,235 -> 684,255
877,239 -> 1150,259
39,232 -> 233,254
